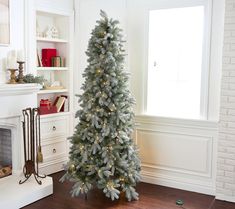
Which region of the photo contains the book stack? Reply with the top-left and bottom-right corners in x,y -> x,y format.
51,56 -> 65,67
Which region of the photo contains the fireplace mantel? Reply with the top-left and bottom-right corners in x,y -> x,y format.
0,84 -> 41,96
0,83 -> 53,209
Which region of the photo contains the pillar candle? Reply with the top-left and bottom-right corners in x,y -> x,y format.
7,52 -> 18,69
17,50 -> 25,62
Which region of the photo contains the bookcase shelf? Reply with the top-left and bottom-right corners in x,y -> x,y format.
37,89 -> 68,94
35,10 -> 73,103
36,37 -> 68,43
40,111 -> 71,118
37,67 -> 68,71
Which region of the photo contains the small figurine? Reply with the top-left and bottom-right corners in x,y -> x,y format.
45,26 -> 59,39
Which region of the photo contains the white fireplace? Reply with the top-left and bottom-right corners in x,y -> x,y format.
0,84 -> 53,209
0,118 -> 21,177
0,128 -> 12,175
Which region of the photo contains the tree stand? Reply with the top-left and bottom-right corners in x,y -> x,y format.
19,108 -> 46,185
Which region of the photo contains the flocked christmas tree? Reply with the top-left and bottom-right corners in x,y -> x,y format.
61,10 -> 141,201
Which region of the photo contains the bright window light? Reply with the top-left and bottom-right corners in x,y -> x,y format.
147,6 -> 205,119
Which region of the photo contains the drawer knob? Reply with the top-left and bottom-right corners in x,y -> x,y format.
53,148 -> 56,153
52,126 -> 56,131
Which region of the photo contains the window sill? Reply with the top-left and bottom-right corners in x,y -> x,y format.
135,114 -> 218,131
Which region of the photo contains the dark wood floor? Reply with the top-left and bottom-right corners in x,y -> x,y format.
22,172 -> 235,209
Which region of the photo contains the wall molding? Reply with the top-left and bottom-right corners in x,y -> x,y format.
135,115 -> 218,196
138,130 -> 213,177
141,170 -> 216,195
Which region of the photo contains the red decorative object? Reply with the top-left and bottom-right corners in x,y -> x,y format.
40,99 -> 51,108
41,48 -> 57,67
39,99 -> 57,115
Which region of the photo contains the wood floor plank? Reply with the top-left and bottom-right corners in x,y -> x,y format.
21,172 -> 235,209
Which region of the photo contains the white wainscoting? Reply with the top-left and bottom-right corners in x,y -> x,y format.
135,115 -> 218,195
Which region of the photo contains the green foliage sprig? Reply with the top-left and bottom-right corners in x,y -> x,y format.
22,74 -> 46,85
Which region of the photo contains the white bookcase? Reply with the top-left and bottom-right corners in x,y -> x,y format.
27,4 -> 74,175
36,11 -> 71,105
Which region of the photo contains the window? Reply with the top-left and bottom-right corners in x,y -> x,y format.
146,6 -> 207,119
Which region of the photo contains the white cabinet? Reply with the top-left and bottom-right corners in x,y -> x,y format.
39,113 -> 71,175
35,10 -> 74,175
40,113 -> 69,139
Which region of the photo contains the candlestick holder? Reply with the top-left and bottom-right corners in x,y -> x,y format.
17,61 -> 25,84
8,69 -> 18,84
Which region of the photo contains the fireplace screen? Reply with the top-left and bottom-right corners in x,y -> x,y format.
0,128 -> 12,178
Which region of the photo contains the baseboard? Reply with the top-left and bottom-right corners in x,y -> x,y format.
141,170 -> 215,196
216,194 -> 235,203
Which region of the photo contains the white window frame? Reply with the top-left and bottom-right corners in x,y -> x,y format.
143,0 -> 212,120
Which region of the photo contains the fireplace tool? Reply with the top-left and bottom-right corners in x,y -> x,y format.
19,108 -> 46,185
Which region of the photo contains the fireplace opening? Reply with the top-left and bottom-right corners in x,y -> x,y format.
0,128 -> 12,178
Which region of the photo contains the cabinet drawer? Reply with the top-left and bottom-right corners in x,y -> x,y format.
41,140 -> 67,162
40,115 -> 69,139
39,160 -> 66,175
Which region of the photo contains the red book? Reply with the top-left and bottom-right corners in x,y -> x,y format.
42,48 -> 57,67
53,95 -> 68,112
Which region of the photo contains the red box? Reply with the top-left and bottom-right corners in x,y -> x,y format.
40,99 -> 51,108
39,106 -> 57,115
39,99 -> 57,115
42,49 -> 57,67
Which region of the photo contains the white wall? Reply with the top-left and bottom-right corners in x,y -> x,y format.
73,0 -> 226,196
35,0 -> 73,14
127,0 -> 224,195
216,0 -> 235,203
0,0 -> 228,199
74,0 -> 127,112
0,0 -> 24,84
